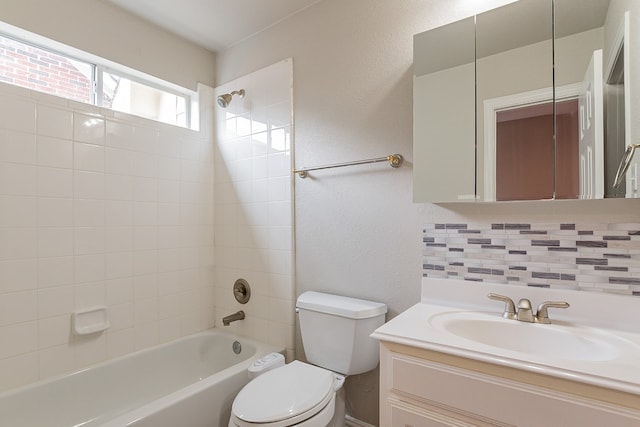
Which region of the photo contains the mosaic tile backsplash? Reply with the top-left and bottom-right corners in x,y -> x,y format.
423,223 -> 640,295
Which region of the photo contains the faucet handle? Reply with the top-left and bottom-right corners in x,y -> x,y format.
535,301 -> 570,324
488,293 -> 516,319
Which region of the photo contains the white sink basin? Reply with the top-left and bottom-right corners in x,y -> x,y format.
428,311 -> 629,361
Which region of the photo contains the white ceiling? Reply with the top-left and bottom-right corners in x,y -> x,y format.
104,0 -> 322,52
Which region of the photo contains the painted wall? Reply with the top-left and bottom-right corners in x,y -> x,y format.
216,0 -> 640,424
0,0 -> 216,90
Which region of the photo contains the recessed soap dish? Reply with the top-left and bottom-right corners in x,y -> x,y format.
72,306 -> 110,336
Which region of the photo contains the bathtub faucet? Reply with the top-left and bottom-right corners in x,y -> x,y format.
222,310 -> 245,326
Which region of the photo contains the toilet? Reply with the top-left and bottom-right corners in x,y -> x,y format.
229,291 -> 387,427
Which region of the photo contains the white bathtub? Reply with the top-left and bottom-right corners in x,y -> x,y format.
0,329 -> 282,427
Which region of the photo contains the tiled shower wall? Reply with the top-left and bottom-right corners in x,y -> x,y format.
423,222 -> 640,295
213,59 -> 295,360
0,82 -> 214,393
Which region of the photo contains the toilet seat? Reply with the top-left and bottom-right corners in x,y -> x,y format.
230,361 -> 341,427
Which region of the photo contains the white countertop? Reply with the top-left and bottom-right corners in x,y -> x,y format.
372,278 -> 640,395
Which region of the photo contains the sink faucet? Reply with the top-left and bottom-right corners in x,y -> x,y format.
222,310 -> 245,326
487,294 -> 569,323
516,298 -> 535,322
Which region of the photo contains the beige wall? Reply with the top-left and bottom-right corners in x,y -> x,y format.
216,0 -> 640,424
0,0 -> 216,90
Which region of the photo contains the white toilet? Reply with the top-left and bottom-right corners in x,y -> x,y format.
229,291 -> 387,427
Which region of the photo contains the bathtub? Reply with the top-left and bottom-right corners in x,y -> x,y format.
0,329 -> 282,427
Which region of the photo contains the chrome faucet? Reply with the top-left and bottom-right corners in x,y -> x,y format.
222,310 -> 245,326
488,294 -> 569,324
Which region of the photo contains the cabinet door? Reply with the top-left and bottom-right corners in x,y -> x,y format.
382,350 -> 640,427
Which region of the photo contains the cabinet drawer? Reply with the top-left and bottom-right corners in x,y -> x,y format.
390,399 -> 509,427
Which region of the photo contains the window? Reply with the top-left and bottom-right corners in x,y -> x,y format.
0,30 -> 192,128
0,34 -> 94,104
100,69 -> 189,128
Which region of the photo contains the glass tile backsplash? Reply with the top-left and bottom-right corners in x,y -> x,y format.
423,223 -> 640,295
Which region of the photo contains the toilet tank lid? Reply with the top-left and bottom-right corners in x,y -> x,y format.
296,291 -> 387,319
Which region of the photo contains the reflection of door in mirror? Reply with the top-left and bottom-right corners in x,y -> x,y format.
495,101 -> 579,201
579,49 -> 604,199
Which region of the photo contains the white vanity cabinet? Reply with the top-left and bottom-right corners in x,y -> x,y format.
379,342 -> 640,427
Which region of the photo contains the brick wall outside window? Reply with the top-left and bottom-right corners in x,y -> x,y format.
0,36 -> 92,103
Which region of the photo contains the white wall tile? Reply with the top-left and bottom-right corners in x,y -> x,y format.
37,106 -> 73,140
37,198 -> 73,227
105,227 -> 133,252
132,152 -> 158,178
74,113 -> 105,145
74,254 -> 105,284
158,157 -> 180,180
74,227 -> 106,255
38,227 -> 73,257
38,286 -> 73,318
0,131 -> 36,164
75,142 -> 105,172
0,321 -> 37,359
74,281 -> 106,308
106,121 -> 135,149
134,178 -> 159,202
37,136 -> 73,169
133,250 -> 158,276
0,228 -> 37,260
134,126 -> 158,154
106,252 -> 134,280
0,196 -> 36,227
75,199 -> 105,227
0,291 -> 37,326
0,259 -> 37,293
0,163 -> 36,196
106,174 -> 134,201
38,315 -> 72,349
37,166 -> 72,198
0,96 -> 36,134
107,303 -> 134,331
105,147 -> 133,176
74,171 -> 106,200
107,328 -> 134,359
37,257 -> 73,290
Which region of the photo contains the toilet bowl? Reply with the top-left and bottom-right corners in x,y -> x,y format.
228,291 -> 387,427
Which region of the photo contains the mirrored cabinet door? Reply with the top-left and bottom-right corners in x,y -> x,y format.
476,0 -> 553,201
413,17 -> 476,203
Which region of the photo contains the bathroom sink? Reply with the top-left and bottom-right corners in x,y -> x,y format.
428,311 -> 626,361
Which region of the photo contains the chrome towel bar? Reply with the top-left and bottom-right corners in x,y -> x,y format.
293,154 -> 403,178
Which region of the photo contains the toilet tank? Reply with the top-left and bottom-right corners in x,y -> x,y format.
296,291 -> 387,376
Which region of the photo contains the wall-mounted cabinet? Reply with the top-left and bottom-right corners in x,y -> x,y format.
413,0 -> 638,202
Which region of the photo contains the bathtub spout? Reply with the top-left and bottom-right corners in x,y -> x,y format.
222,310 -> 245,326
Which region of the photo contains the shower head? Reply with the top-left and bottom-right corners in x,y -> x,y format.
217,89 -> 245,108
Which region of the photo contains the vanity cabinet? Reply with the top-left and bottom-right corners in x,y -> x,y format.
379,342 -> 640,427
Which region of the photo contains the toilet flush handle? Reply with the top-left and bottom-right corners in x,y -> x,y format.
333,375 -> 345,391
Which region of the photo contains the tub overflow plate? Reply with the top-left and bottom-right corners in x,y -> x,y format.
233,279 -> 251,304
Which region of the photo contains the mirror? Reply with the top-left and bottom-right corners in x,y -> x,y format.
413,0 -> 637,202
